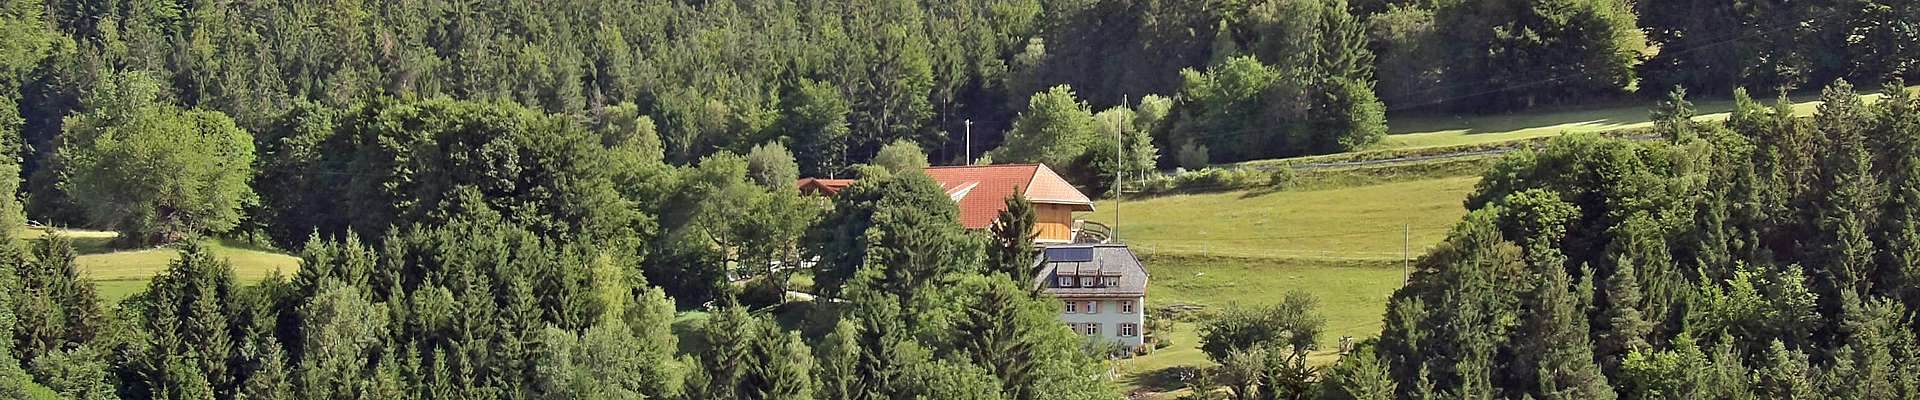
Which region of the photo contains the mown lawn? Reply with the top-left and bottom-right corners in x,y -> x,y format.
1085,175 -> 1479,260
20,228 -> 301,304
1379,87 -> 1911,152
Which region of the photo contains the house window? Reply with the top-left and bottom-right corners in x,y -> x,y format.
1104,276 -> 1119,286
1120,323 -> 1138,337
1084,323 -> 1100,336
1084,300 -> 1099,314
1057,275 -> 1074,287
1121,300 -> 1135,314
1064,300 -> 1076,314
1080,276 -> 1095,287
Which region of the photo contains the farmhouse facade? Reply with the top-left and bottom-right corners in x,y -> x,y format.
1033,245 -> 1150,349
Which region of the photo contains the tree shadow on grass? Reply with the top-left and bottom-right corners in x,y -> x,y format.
69,234 -> 119,254
1123,365 -> 1201,393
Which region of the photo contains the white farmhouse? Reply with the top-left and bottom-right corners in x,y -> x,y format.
1033,244 -> 1150,349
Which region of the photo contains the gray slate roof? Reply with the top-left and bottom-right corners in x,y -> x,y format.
1031,244 -> 1149,297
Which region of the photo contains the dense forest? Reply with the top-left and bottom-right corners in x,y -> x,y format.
1162,84 -> 1920,400
1356,82 -> 1920,399
4,0 -> 1918,199
0,0 -> 1918,398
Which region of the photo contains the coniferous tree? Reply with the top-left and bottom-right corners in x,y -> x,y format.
946,275 -> 1106,400
1811,81 -> 1881,297
987,193 -> 1037,280
807,171 -> 980,300
1651,87 -> 1699,142
1753,340 -> 1817,399
1317,344 -> 1397,400
235,334 -> 293,400
7,233 -> 102,369
1827,294 -> 1920,399
293,280 -> 394,400
1378,209 -> 1524,398
1507,262 -> 1613,400
754,330 -> 815,400
26,346 -> 115,399
1597,253 -> 1652,372
814,319 -> 864,400
128,240 -> 241,396
621,286 -> 684,398
1872,81 -> 1920,308
0,239 -> 44,397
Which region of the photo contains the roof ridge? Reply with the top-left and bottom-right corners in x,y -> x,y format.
925,163 -> 1045,169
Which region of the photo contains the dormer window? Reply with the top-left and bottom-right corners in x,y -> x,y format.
1104,276 -> 1119,286
1057,275 -> 1075,287
1080,276 -> 1095,287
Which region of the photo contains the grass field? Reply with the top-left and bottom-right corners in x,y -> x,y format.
1089,176 -> 1478,261
1378,86 -> 1914,152
1083,174 -> 1480,398
20,228 -> 301,303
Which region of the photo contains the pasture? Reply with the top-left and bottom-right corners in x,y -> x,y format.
21,228 -> 301,303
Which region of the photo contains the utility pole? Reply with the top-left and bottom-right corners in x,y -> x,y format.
1115,95 -> 1128,242
964,119 -> 973,165
1402,224 -> 1411,286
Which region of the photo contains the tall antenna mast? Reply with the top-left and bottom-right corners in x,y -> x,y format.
964,119 -> 973,165
1115,95 -> 1128,242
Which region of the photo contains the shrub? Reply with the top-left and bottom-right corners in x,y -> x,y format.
1267,167 -> 1297,189
1176,142 -> 1210,170
1133,167 -> 1273,196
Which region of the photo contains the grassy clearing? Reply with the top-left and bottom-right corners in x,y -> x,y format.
19,228 -> 301,304
1090,176 -> 1478,260
1378,87 -> 1913,152
1138,254 -> 1406,345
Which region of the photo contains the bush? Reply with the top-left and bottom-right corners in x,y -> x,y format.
1267,167 -> 1297,189
870,139 -> 929,175
1133,168 -> 1273,196
1176,142 -> 1210,170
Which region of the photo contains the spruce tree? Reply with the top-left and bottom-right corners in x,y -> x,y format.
814,319 -> 863,400
135,240 -> 240,394
1318,344 -> 1398,400
0,237 -> 42,396
1517,265 -> 1614,400
1597,254 -> 1652,373
955,277 -> 1040,399
1872,80 -> 1920,308
1811,80 -> 1881,296
1753,340 -> 1816,399
31,234 -> 100,352
1831,294 -> 1920,399
754,330 -> 815,400
1652,87 -> 1698,142
236,334 -> 293,400
987,193 -> 1037,281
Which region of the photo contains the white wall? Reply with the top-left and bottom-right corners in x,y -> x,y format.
1056,296 -> 1146,349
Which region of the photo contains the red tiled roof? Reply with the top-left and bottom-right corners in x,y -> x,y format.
796,178 -> 856,196
924,164 -> 1094,229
